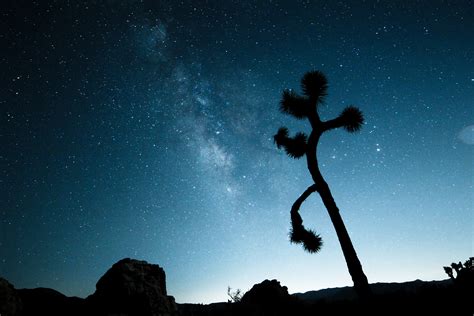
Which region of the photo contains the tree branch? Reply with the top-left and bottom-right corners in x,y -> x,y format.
322,117 -> 345,132
291,184 -> 318,220
322,106 -> 364,133
290,184 -> 322,253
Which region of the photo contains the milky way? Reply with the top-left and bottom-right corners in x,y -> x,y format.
1,1 -> 472,303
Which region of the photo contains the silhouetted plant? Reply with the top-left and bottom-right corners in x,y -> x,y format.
227,286 -> 242,303
443,266 -> 454,279
274,70 -> 371,298
443,257 -> 473,284
443,257 -> 473,312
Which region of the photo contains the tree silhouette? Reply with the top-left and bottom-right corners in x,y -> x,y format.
274,70 -> 371,298
443,257 -> 474,287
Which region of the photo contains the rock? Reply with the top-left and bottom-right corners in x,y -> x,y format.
240,279 -> 292,306
88,258 -> 177,316
237,279 -> 302,315
0,277 -> 23,316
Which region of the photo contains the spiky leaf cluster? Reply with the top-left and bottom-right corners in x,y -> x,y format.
280,90 -> 310,119
290,223 -> 323,254
273,127 -> 307,159
339,106 -> 364,133
301,71 -> 328,104
290,202 -> 323,253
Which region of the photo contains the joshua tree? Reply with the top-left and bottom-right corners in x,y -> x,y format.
443,257 -> 474,284
274,70 -> 371,297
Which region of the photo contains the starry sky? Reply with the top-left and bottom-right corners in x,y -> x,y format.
1,0 -> 473,304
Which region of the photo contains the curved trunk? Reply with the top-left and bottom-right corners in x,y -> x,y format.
307,130 -> 371,298
291,184 -> 317,225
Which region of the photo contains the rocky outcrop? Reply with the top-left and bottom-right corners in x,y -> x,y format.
237,279 -> 300,315
240,279 -> 293,306
1,258 -> 177,316
88,258 -> 178,316
0,277 -> 23,316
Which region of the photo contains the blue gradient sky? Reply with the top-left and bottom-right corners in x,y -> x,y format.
1,0 -> 472,303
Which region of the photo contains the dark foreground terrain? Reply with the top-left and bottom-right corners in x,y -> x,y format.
1,258 -> 472,316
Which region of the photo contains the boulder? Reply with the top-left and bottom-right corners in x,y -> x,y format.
0,277 -> 23,316
240,279 -> 292,306
88,258 -> 177,316
237,279 -> 302,315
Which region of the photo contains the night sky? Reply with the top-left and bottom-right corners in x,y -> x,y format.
1,0 -> 473,304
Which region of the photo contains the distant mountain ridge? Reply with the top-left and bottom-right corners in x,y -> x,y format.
293,279 -> 453,302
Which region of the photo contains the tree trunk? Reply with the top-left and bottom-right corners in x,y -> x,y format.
307,130 -> 371,298
317,180 -> 371,298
